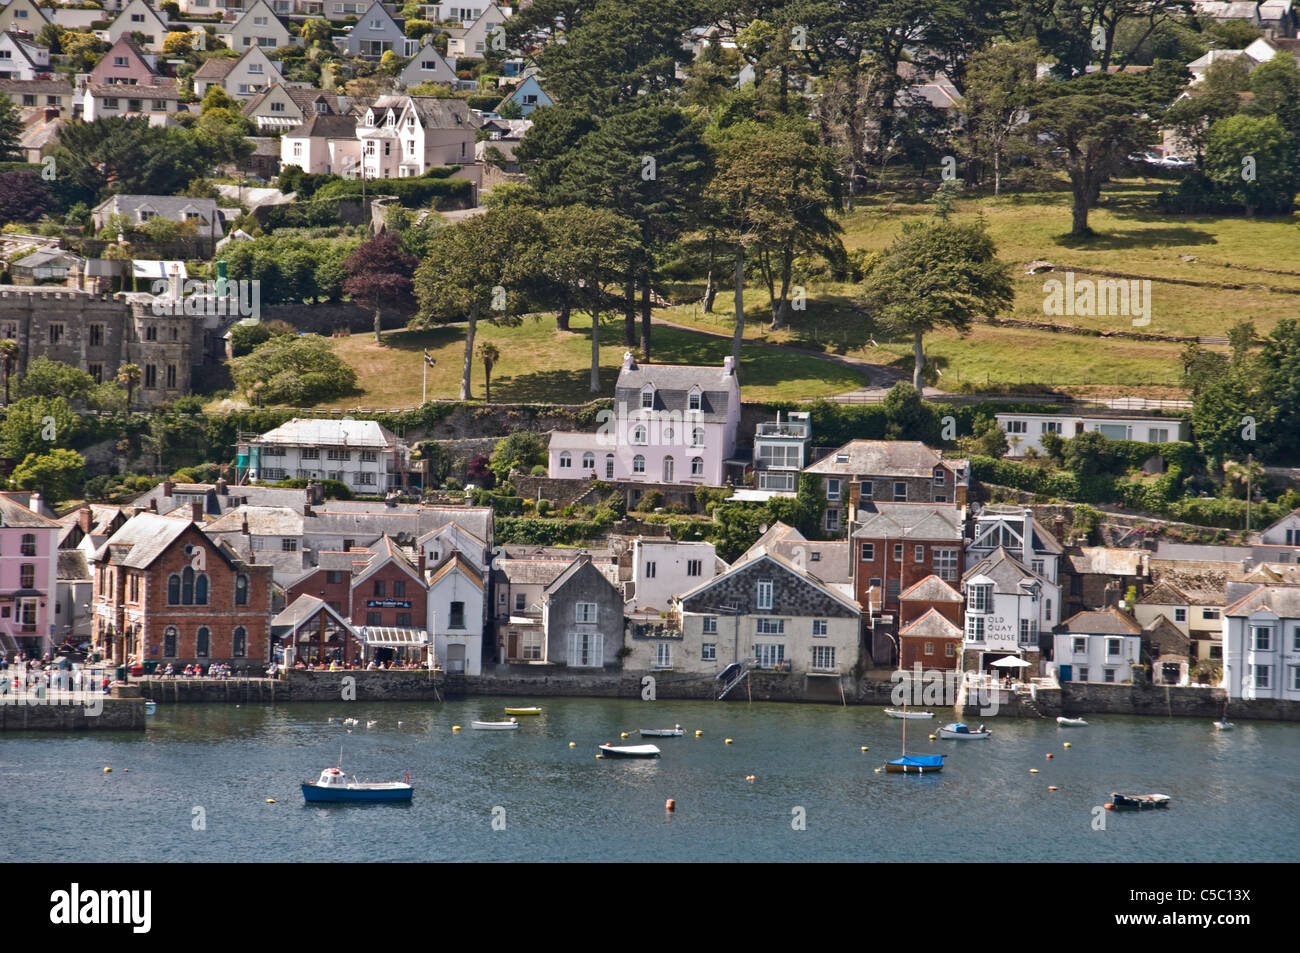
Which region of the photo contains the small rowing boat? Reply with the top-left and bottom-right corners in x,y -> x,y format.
1056,716 -> 1087,727
938,722 -> 991,739
1108,792 -> 1171,811
639,724 -> 683,737
598,743 -> 660,759
884,708 -> 934,719
505,706 -> 541,715
1213,718 -> 1234,731
144,700 -> 156,715
472,719 -> 519,730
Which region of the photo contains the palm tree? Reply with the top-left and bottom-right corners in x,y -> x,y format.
0,340 -> 17,406
477,341 -> 500,403
116,363 -> 142,408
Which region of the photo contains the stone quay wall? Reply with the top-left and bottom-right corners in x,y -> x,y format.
0,696 -> 144,731
133,670 -> 446,703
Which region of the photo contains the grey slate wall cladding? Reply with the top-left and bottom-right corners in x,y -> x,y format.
545,559 -> 624,667
681,556 -> 855,618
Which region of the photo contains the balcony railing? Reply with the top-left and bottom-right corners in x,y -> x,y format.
629,622 -> 682,640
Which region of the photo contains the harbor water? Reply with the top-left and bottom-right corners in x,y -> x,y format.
2,697 -> 1296,862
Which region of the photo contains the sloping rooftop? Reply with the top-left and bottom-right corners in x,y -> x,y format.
93,513 -> 193,569
1224,583 -> 1300,618
899,607 -> 963,639
254,417 -> 395,449
285,112 -> 359,139
804,440 -> 954,478
0,492 -> 60,528
851,502 -> 964,541
1057,607 -> 1143,635
899,574 -> 963,603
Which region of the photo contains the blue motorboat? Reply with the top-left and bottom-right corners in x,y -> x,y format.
301,766 -> 413,803
886,754 -> 946,773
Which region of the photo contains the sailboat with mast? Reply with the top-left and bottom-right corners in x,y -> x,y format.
886,700 -> 946,774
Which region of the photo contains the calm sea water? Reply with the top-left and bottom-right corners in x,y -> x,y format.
2,698 -> 1296,862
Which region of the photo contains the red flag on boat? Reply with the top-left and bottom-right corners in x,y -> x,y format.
405,772 -> 410,784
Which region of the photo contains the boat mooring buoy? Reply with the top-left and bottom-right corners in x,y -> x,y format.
1063,742 -> 1071,748
568,741 -> 576,748
266,798 -> 276,804
103,766 -> 111,773
725,738 -> 733,744
873,768 -> 881,773
928,734 -> 937,740
596,754 -> 603,759
745,775 -> 756,782
620,732 -> 629,739
665,799 -> 676,812
1048,786 -> 1058,791
860,745 -> 869,752
1104,803 -> 1115,811
1030,768 -> 1039,774
695,730 -> 703,737
1046,753 -> 1054,759
452,725 -> 461,731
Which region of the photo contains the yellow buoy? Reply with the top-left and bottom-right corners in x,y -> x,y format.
928,734 -> 937,740
1048,786 -> 1058,791
452,725 -> 461,731
695,730 -> 703,737
620,732 -> 629,739
725,738 -> 733,744
1030,768 -> 1039,774
103,766 -> 111,773
860,745 -> 869,752
266,798 -> 276,804
596,754 -> 603,759
873,767 -> 881,773
1063,742 -> 1071,748
568,741 -> 576,748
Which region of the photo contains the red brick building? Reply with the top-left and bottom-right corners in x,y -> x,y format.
899,609 -> 963,671
91,512 -> 273,670
850,503 -> 965,617
898,574 -> 964,627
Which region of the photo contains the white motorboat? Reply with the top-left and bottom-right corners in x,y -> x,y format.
1056,716 -> 1088,727
938,722 -> 991,739
884,708 -> 934,719
1213,719 -> 1234,731
472,719 -> 519,730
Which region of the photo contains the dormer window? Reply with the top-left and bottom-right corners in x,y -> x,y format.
386,111 -> 395,127
365,110 -> 375,126
688,387 -> 701,411
640,386 -> 654,410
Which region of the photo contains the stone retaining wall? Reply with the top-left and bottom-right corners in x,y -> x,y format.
0,697 -> 143,731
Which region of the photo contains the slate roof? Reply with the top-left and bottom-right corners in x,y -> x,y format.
1068,547 -> 1146,576
0,493 -> 60,528
129,482 -> 309,517
93,513 -> 193,568
86,80 -> 181,99
804,440 -> 959,478
899,607 -> 963,639
614,356 -> 736,423
851,502 -> 964,541
0,79 -> 73,96
242,84 -> 352,118
92,194 -> 216,220
1140,575 -> 1226,605
58,549 -> 90,581
428,552 -> 483,589
495,558 -> 579,586
1224,583 -> 1300,618
205,505 -> 305,536
1056,607 -> 1143,635
367,94 -> 471,130
677,547 -> 861,615
272,593 -> 356,636
964,547 -> 1052,591
1141,614 -> 1190,653
285,112 -> 358,138
194,57 -> 239,80
255,417 -> 396,449
899,574 -> 964,603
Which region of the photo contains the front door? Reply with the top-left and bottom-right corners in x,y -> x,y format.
507,630 -> 519,661
1059,664 -> 1072,682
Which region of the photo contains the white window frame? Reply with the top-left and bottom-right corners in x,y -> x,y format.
575,602 -> 598,624
756,579 -> 773,611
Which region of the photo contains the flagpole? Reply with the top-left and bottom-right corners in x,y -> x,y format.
423,354 -> 427,406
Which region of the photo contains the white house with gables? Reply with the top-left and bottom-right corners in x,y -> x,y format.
444,2 -> 506,58
193,46 -> 282,99
1222,584 -> 1300,701
345,0 -> 416,58
397,35 -> 458,89
100,0 -> 170,52
357,94 -> 474,178
0,0 -> 49,34
221,0 -> 293,51
0,30 -> 51,80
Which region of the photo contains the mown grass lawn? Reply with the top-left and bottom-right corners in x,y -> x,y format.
315,312 -> 868,409
658,178 -> 1300,393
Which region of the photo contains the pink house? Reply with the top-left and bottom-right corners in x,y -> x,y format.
87,35 -> 162,87
0,493 -> 61,659
548,353 -> 741,486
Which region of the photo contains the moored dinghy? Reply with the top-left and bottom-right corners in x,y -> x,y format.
639,724 -> 684,737
884,708 -> 934,719
938,722 -> 991,739
1056,716 -> 1088,727
1109,792 -> 1171,811
472,718 -> 520,730
302,766 -> 413,803
598,743 -> 661,758
505,706 -> 542,715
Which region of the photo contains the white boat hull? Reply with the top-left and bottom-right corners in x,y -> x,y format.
884,708 -> 934,720
1056,717 -> 1088,727
938,727 -> 991,739
472,721 -> 519,730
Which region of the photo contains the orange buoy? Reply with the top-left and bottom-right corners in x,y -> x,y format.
745,774 -> 756,782
1104,803 -> 1115,811
1046,753 -> 1054,759
665,799 -> 676,812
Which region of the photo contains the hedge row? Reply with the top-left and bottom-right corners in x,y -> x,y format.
313,176 -> 472,208
494,517 -> 607,545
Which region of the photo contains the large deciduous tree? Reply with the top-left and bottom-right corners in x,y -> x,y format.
859,218 -> 1014,389
412,207 -> 547,400
343,233 -> 418,343
961,39 -> 1039,195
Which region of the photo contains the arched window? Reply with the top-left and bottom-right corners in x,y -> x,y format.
232,626 -> 246,658
181,567 -> 194,605
559,451 -> 572,468
20,534 -> 35,556
195,627 -> 210,658
632,454 -> 645,474
235,574 -> 249,606
168,574 -> 181,604
582,452 -> 594,471
195,573 -> 208,606
688,387 -> 702,412
691,456 -> 704,477
632,425 -> 647,445
663,456 -> 674,482
691,427 -> 705,446
605,454 -> 615,479
163,626 -> 177,657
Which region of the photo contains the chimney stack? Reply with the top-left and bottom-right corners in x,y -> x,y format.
78,502 -> 93,535
723,355 -> 735,375
163,479 -> 174,498
1053,514 -> 1067,543
216,477 -> 228,496
304,501 -> 313,518
241,514 -> 249,535
418,549 -> 426,576
1022,508 -> 1035,566
622,351 -> 635,371
29,492 -> 43,516
190,501 -> 203,523
168,263 -> 182,302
